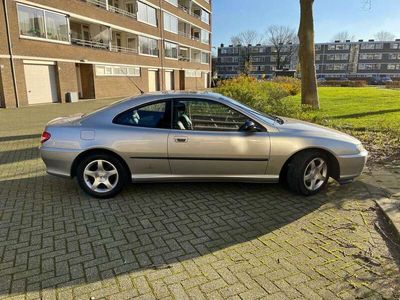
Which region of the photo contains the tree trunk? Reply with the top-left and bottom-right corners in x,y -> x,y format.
298,0 -> 320,108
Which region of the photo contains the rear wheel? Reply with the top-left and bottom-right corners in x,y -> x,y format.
287,150 -> 329,196
76,154 -> 127,198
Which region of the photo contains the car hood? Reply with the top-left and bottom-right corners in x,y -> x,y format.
277,117 -> 361,144
47,113 -> 84,126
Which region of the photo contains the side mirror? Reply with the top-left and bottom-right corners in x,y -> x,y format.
241,120 -> 258,132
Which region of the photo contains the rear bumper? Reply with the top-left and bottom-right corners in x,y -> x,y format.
40,147 -> 81,178
337,150 -> 368,182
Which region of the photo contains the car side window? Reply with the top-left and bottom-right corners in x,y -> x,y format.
114,101 -> 171,129
172,99 -> 253,132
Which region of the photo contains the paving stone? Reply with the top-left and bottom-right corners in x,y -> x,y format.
0,100 -> 399,299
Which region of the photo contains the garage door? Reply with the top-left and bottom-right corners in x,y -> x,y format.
148,70 -> 159,92
24,63 -> 58,104
165,71 -> 174,91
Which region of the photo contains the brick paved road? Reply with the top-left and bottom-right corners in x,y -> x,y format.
0,101 -> 399,300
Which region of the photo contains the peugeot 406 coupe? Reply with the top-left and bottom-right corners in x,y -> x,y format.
40,92 -> 368,198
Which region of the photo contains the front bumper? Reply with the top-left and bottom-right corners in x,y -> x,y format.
336,150 -> 368,182
40,147 -> 81,178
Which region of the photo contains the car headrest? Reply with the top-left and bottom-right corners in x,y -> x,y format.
175,102 -> 186,112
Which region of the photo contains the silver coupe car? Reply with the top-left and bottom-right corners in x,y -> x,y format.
40,92 -> 368,198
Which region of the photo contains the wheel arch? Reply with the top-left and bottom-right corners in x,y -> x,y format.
279,147 -> 340,183
70,148 -> 131,178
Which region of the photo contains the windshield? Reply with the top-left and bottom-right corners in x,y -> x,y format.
220,95 -> 280,124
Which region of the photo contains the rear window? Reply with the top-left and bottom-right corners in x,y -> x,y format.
113,101 -> 171,129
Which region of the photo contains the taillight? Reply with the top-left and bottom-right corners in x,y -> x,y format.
41,131 -> 51,144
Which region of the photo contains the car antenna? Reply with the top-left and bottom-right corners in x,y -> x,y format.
129,77 -> 145,95
122,69 -> 145,94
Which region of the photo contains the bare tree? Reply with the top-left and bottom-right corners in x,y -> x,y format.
375,31 -> 395,41
236,48 -> 252,77
230,35 -> 242,46
362,0 -> 372,10
230,30 -> 261,46
298,0 -> 319,108
265,25 -> 298,70
331,31 -> 355,42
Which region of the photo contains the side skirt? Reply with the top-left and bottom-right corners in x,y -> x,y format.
131,174 -> 280,183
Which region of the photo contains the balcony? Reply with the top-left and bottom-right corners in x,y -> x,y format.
178,20 -> 201,41
84,0 -> 137,20
111,31 -> 139,54
178,0 -> 202,20
70,20 -> 138,54
191,49 -> 201,63
179,47 -> 190,61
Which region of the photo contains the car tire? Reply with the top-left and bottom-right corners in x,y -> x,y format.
76,154 -> 128,199
286,150 -> 329,196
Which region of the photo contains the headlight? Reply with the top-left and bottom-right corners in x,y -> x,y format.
356,143 -> 366,153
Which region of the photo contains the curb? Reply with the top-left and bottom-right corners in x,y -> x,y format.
375,196 -> 400,239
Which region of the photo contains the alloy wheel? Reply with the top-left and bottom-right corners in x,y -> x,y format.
83,160 -> 119,193
303,158 -> 328,191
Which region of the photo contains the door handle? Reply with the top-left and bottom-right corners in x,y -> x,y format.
174,136 -> 188,143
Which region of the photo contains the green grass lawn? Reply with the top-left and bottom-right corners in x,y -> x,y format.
287,87 -> 400,134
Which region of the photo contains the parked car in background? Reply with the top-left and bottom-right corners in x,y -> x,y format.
369,76 -> 392,85
40,92 -> 368,198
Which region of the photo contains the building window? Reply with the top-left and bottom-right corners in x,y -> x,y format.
139,36 -> 158,56
201,10 -> 210,24
17,4 -> 69,42
251,56 -> 265,63
165,0 -> 178,6
335,44 -> 350,50
359,53 -> 382,60
390,43 -> 400,49
361,43 -> 383,50
336,54 -> 349,60
164,41 -> 178,58
17,5 -> 45,38
95,65 -> 140,76
387,64 -> 400,70
201,52 -> 210,64
325,64 -> 334,71
359,63 -> 381,70
328,44 -> 350,51
201,30 -> 210,44
163,12 -> 178,33
185,70 -> 202,77
137,1 -> 157,26
315,44 -> 322,51
389,53 -> 400,60
334,63 -> 347,70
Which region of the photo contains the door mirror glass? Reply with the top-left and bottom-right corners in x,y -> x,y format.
240,120 -> 258,132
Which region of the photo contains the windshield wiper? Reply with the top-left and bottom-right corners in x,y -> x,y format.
273,116 -> 285,125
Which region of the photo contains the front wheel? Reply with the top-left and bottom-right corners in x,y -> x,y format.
287,151 -> 329,196
76,154 -> 127,198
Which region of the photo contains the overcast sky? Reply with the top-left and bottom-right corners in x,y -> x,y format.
212,0 -> 400,47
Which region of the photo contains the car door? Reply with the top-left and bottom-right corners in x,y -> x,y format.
168,98 -> 270,176
112,100 -> 172,177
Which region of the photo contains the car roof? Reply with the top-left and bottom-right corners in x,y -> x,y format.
83,91 -> 225,120
116,91 -> 225,109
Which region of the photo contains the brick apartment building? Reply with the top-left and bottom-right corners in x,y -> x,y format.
0,0 -> 212,108
215,39 -> 400,80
